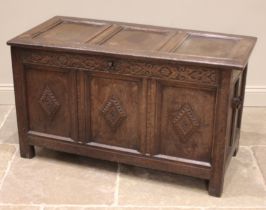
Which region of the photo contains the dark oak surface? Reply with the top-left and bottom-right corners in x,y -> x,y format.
7,16 -> 257,197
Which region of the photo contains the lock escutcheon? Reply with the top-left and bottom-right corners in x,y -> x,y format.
107,60 -> 115,71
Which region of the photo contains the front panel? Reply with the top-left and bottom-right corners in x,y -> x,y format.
25,65 -> 77,141
154,81 -> 217,165
85,72 -> 145,153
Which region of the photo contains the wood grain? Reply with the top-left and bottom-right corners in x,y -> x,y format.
7,16 -> 257,197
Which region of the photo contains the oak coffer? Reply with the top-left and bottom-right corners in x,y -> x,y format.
7,16 -> 257,196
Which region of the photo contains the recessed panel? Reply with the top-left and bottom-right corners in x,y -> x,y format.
175,34 -> 238,58
101,27 -> 172,51
158,83 -> 216,163
35,21 -> 107,43
88,74 -> 142,151
25,67 -> 73,138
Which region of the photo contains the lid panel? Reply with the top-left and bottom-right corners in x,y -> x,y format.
100,27 -> 175,51
175,34 -> 239,59
34,21 -> 109,43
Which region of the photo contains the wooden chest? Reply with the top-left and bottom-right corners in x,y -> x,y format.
7,16 -> 256,196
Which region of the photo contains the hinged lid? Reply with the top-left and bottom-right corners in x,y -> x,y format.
7,16 -> 257,69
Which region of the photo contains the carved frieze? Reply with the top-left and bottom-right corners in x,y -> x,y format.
23,51 -> 218,85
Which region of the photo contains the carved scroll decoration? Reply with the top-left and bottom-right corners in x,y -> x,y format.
23,51 -> 218,85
